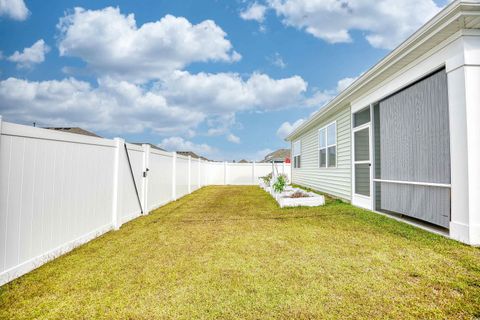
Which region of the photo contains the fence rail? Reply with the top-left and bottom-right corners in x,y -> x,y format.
0,117 -> 290,285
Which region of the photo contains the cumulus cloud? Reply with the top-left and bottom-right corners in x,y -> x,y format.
276,118 -> 304,139
158,70 -> 307,113
0,0 -> 29,20
276,74 -> 360,139
158,137 -> 217,156
7,39 -> 50,68
227,133 -> 241,144
240,2 -> 268,22
0,70 -> 309,136
57,7 -> 241,82
0,77 -> 204,135
267,0 -> 442,49
336,76 -> 358,92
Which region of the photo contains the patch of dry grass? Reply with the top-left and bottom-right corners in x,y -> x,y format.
1,186 -> 479,319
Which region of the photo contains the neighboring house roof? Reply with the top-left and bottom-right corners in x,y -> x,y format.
261,149 -> 291,163
177,151 -> 210,161
45,127 -> 101,138
132,143 -> 166,152
286,0 -> 480,141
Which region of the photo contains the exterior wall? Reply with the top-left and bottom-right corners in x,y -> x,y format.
291,105 -> 352,201
288,31 -> 480,245
350,31 -> 480,244
447,33 -> 480,245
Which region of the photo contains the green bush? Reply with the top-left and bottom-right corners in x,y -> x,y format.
272,174 -> 288,193
261,173 -> 273,185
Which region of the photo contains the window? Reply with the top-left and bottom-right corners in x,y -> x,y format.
293,140 -> 301,168
354,107 -> 370,127
318,122 -> 337,168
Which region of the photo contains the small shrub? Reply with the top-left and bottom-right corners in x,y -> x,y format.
261,173 -> 273,185
273,175 -> 288,193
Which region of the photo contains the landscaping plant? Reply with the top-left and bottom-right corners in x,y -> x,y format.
272,174 -> 288,193
261,173 -> 273,186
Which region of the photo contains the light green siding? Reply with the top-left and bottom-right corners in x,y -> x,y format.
291,105 -> 352,201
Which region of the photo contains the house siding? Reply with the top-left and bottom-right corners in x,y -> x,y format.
291,105 -> 352,201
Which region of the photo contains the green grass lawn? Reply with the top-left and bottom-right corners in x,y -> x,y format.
1,186 -> 479,319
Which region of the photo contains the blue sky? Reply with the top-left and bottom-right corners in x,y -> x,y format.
0,0 -> 448,160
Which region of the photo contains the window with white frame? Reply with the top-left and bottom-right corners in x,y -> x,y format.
293,140 -> 301,168
318,122 -> 337,168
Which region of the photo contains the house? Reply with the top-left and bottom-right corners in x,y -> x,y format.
45,127 -> 101,138
261,148 -> 291,163
286,0 -> 480,245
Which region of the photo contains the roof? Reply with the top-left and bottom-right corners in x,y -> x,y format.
45,127 -> 101,138
177,151 -> 210,161
286,0 -> 480,141
261,148 -> 291,163
132,143 -> 166,151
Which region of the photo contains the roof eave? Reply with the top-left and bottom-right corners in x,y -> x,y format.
285,0 -> 479,141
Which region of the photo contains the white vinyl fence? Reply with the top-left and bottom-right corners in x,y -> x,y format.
0,118 -> 290,285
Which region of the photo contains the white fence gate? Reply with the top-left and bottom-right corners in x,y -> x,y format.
0,117 -> 290,285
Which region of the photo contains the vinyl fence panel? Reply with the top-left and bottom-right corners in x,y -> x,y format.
0,118 -> 289,285
0,122 -> 116,285
147,149 -> 174,211
117,143 -> 144,224
175,155 -> 189,198
226,163 -> 253,185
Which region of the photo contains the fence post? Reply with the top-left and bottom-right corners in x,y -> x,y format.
188,155 -> 192,193
252,161 -> 256,185
224,161 -> 227,185
112,137 -> 124,230
142,144 -> 150,214
172,152 -> 177,201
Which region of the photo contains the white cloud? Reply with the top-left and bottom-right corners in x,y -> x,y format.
336,76 -> 357,92
276,118 -> 304,139
0,0 -> 29,20
158,137 -> 216,156
276,74 -> 360,139
304,89 -> 335,108
227,133 -> 241,144
0,77 -> 204,135
0,71 -> 308,137
267,0 -> 442,49
304,74 -> 361,108
240,2 -> 268,22
269,52 -> 286,69
158,70 -> 307,113
57,7 -> 241,82
7,39 -> 50,69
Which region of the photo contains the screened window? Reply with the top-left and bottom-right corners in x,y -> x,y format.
318,122 -> 337,168
293,140 -> 301,169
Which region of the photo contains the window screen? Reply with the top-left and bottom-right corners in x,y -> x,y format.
375,69 -> 450,228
